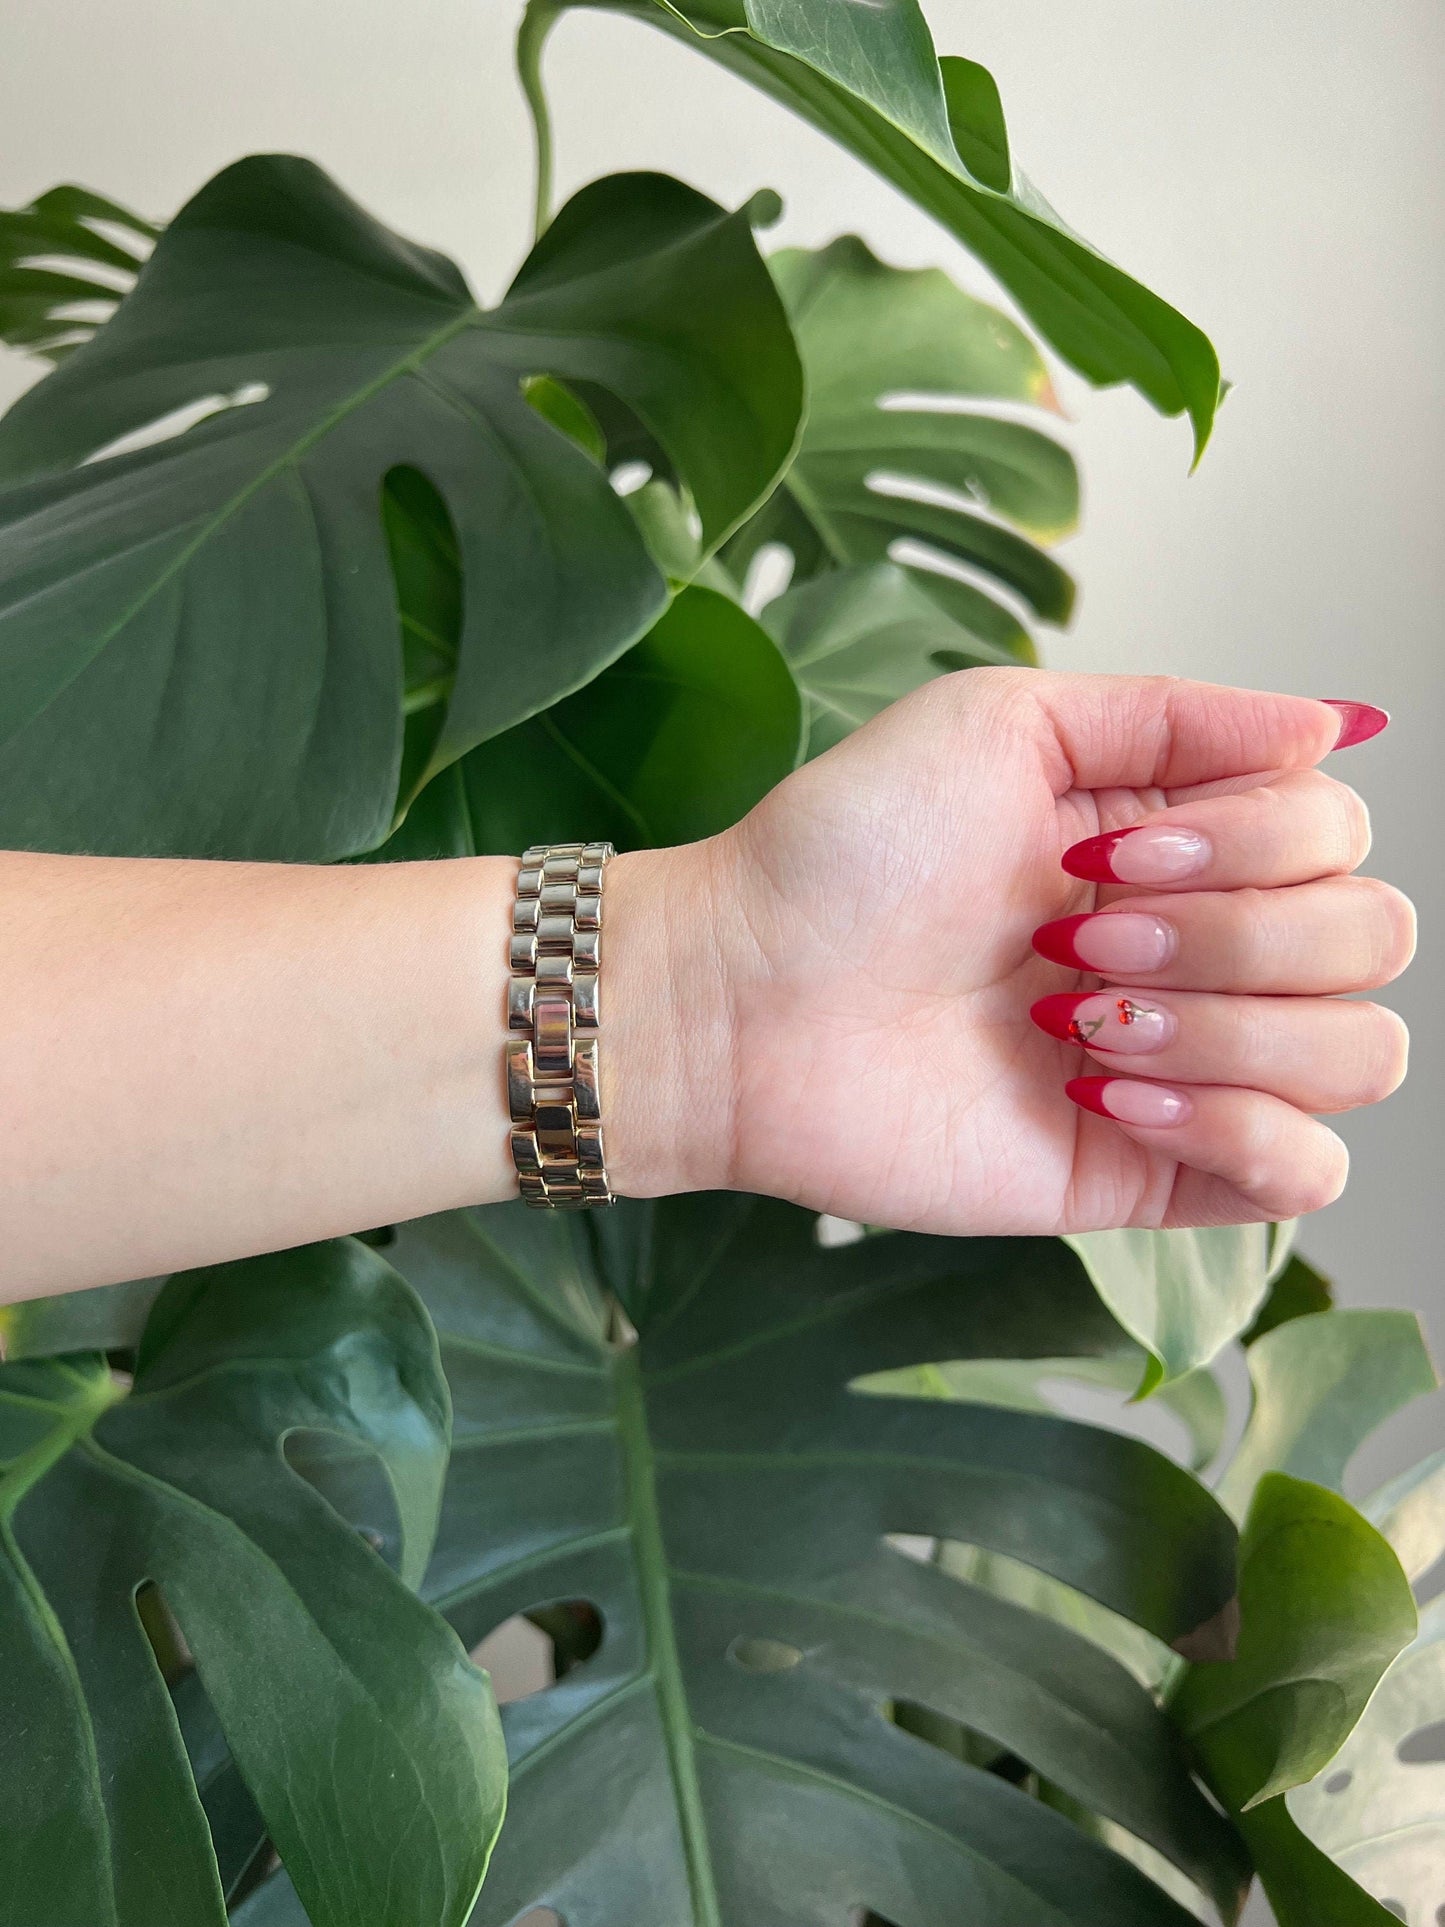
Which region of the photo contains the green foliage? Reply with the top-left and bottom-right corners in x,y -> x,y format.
1165,1305 -> 1438,1925
236,1201 -> 1246,1926
1288,1591 -> 1445,1923
0,1241 -> 505,1927
727,234 -> 1079,668
519,0 -> 1223,457
1065,1222 -> 1292,1393
0,158 -> 802,861
0,183 -> 156,361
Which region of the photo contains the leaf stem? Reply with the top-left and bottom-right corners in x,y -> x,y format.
516,0 -> 560,241
614,1349 -> 720,1925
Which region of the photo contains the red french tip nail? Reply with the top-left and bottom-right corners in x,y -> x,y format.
1065,1077 -> 1115,1117
1031,914 -> 1093,968
1032,993 -> 1091,1040
1061,829 -> 1133,882
1322,701 -> 1390,749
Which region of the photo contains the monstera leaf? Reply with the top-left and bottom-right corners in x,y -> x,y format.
0,156 -> 802,860
1217,1308 -> 1438,1521
458,584 -> 801,853
520,0 -> 1222,457
1171,1475 -> 1415,1927
726,236 -> 1077,663
242,1199 -> 1247,1925
1163,1306 -> 1437,1927
0,183 -> 156,361
0,1239 -> 506,1927
1065,1221 -> 1292,1393
1288,1592 -> 1445,1926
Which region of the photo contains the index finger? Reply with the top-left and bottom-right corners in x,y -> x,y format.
1024,673 -> 1384,794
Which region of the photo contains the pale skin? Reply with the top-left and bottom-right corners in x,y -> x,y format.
0,670 -> 1414,1305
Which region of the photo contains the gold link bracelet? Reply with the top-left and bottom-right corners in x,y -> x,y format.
506,841 -> 615,1208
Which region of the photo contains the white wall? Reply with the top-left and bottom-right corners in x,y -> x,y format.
4,0 -> 1440,1456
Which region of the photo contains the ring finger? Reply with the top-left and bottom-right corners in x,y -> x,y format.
1031,985 -> 1409,1114
1032,874 -> 1416,996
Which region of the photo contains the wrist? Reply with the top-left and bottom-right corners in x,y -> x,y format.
601,839 -> 740,1199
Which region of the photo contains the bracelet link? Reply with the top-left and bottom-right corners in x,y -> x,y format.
508,841 -> 616,1209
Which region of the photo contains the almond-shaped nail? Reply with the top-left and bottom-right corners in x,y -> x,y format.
1066,1077 -> 1193,1127
1032,992 -> 1174,1055
1032,912 -> 1177,974
1062,825 -> 1211,885
1323,701 -> 1389,749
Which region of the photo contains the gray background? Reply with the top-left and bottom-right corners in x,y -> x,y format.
2,5 -> 1441,1918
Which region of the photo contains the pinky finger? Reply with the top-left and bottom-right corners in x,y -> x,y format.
1067,1076 -> 1350,1223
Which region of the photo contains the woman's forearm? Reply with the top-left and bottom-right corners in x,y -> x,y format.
0,847 -> 723,1300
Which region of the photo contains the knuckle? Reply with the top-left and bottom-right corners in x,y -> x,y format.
1303,774 -> 1372,871
1286,1131 -> 1351,1216
1317,1006 -> 1412,1110
1352,877 -> 1418,985
1235,1101 -> 1348,1216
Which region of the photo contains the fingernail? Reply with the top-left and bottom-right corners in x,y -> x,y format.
1032,912 -> 1177,974
1032,992 -> 1174,1054
1323,700 -> 1390,749
1066,1077 -> 1194,1127
1062,824 -> 1211,885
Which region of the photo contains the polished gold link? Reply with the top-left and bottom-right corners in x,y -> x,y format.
533,995 -> 573,1077
533,1098 -> 576,1150
535,953 -> 574,991
508,841 -> 614,1207
536,913 -> 577,952
508,930 -> 538,974
507,977 -> 535,1031
572,974 -> 600,1030
573,1039 -> 601,1121
510,1128 -> 543,1175
506,1041 -> 535,1123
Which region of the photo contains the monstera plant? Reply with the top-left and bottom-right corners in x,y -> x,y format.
0,4 -> 1439,1925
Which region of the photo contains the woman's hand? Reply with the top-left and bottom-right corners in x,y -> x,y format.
611,670 -> 1413,1234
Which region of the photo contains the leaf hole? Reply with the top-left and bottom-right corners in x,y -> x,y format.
726,1635 -> 803,1675
1324,1769 -> 1354,1793
134,1579 -> 193,1684
83,383 -> 270,466
815,1213 -> 865,1248
866,466 -> 995,518
886,536 -> 1036,632
739,540 -> 795,616
610,460 -> 653,497
471,1601 -> 604,1703
1398,1719 -> 1445,1765
512,1911 -> 565,1926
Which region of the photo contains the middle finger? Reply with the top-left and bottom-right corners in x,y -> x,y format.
1031,874 -> 1416,996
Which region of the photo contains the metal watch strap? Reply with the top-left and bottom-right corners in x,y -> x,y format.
507,841 -> 615,1208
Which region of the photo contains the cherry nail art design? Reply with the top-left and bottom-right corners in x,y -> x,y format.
1031,911 -> 1176,974
1322,701 -> 1389,749
1062,824 -> 1210,885
1032,992 -> 1172,1054
1065,1077 -> 1193,1127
